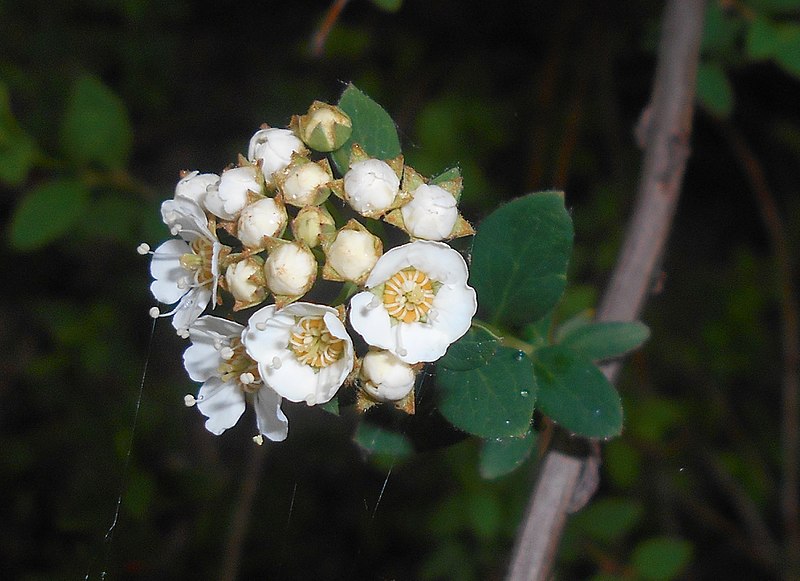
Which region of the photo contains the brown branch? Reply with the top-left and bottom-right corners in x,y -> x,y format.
505,1 -> 707,579
719,121 -> 800,579
309,0 -> 351,58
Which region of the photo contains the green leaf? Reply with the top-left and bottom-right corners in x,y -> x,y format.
479,429 -> 537,479
353,422 -> 412,458
696,62 -> 734,119
331,84 -> 401,174
746,0 -> 800,15
369,0 -> 402,12
9,179 -> 91,250
0,82 -> 39,185
534,345 -> 623,438
437,325 -> 500,371
430,166 -> 461,184
558,321 -> 650,361
470,191 -> 573,328
570,497 -> 643,543
631,537 -> 692,581
773,23 -> 800,78
60,75 -> 132,169
437,346 -> 536,438
747,16 -> 780,60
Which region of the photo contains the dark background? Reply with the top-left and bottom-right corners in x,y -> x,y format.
2,0 -> 799,578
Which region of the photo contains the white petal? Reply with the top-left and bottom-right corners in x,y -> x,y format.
160,199 -> 213,241
184,316 -> 243,382
253,387 -> 288,441
150,278 -> 188,306
262,355 -> 319,403
150,239 -> 190,281
171,287 -> 212,334
348,292 -> 394,350
196,377 -> 246,435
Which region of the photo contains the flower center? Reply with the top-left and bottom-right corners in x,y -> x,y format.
180,238 -> 218,287
289,316 -> 345,368
218,338 -> 261,393
383,268 -> 436,324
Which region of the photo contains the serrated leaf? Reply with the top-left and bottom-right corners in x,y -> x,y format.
558,321 -> 650,361
331,84 -> 401,174
479,429 -> 537,479
60,75 -> 132,169
437,325 -> 499,371
470,191 -> 573,328
696,62 -> 734,118
353,422 -> 412,457
534,345 -> 623,438
9,179 -> 91,250
631,537 -> 692,581
437,346 -> 536,438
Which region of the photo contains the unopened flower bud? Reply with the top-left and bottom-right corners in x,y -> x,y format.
400,184 -> 459,240
296,101 -> 352,152
237,197 -> 288,249
342,159 -> 400,217
279,159 -> 333,208
248,127 -> 308,183
205,166 -> 261,221
291,206 -> 335,248
263,242 -> 317,298
226,257 -> 267,308
323,220 -> 382,284
175,171 -> 219,205
360,350 -> 416,402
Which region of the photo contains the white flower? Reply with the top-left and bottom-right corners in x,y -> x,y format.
342,159 -> 400,216
151,199 -> 227,336
237,197 -> 287,250
183,316 -> 287,440
323,222 -> 382,284
349,240 -> 477,363
174,171 -> 220,206
242,303 -> 354,406
280,160 -> 332,207
263,242 -> 317,298
248,128 -> 307,183
360,350 -> 415,402
205,165 -> 261,221
400,184 -> 459,240
225,257 -> 266,308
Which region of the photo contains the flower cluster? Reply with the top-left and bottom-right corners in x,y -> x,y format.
142,99 -> 477,442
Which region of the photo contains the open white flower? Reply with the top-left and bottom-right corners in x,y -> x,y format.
349,241 -> 476,363
242,303 -> 354,406
248,127 -> 308,183
183,316 -> 288,441
151,199 -> 228,336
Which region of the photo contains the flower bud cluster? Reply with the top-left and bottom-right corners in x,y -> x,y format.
142,97 -> 477,442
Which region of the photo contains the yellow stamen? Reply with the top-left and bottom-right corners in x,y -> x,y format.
218,338 -> 261,393
289,316 -> 345,368
382,268 -> 436,324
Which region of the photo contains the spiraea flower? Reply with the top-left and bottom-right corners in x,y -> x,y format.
337,146 -> 405,218
225,256 -> 267,310
277,157 -> 333,208
150,198 -> 229,336
357,349 -> 417,414
174,170 -> 220,206
248,127 -> 308,184
322,219 -> 382,285
349,240 -> 477,363
204,164 -> 262,222
262,239 -> 318,306
236,196 -> 288,250
243,303 -> 354,406
292,101 -> 352,152
183,316 -> 288,441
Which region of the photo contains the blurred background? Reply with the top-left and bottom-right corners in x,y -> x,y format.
3,0 -> 800,579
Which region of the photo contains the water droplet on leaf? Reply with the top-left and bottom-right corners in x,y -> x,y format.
520,389 -> 529,398
514,351 -> 525,361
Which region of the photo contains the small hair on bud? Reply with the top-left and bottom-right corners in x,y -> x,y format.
253,434 -> 264,445
136,243 -> 151,255
149,307 -> 161,318
184,394 -> 197,407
